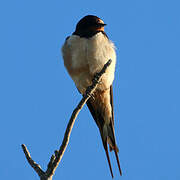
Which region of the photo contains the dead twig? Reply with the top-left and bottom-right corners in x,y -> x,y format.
22,59 -> 112,180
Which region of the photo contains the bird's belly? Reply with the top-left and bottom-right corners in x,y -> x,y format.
86,34 -> 116,91
72,72 -> 92,94
68,34 -> 116,94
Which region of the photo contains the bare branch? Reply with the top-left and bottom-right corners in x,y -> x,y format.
46,59 -> 112,176
21,144 -> 45,178
22,59 -> 112,179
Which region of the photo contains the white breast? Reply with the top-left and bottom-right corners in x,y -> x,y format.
62,32 -> 116,94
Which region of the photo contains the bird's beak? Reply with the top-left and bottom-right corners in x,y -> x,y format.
95,23 -> 107,31
97,23 -> 107,27
101,23 -> 107,27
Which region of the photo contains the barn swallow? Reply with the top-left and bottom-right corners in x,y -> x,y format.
61,15 -> 122,178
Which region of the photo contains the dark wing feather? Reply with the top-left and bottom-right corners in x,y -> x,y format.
110,85 -> 114,126
110,85 -> 122,176
86,86 -> 122,177
86,97 -> 114,178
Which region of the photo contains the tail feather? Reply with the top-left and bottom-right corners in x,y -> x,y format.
86,87 -> 122,177
104,141 -> 114,178
114,148 -> 122,176
103,126 -> 122,177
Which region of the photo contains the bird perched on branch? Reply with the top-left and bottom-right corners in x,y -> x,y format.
62,15 -> 122,178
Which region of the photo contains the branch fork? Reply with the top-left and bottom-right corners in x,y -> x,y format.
22,59 -> 112,180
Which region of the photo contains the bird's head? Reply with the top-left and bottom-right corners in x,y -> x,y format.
73,15 -> 107,38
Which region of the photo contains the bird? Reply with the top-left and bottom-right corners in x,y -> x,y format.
61,15 -> 122,178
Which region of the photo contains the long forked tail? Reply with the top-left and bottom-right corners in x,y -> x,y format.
86,86 -> 122,177
104,137 -> 122,178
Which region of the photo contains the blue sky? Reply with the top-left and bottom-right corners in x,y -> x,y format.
0,0 -> 180,179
